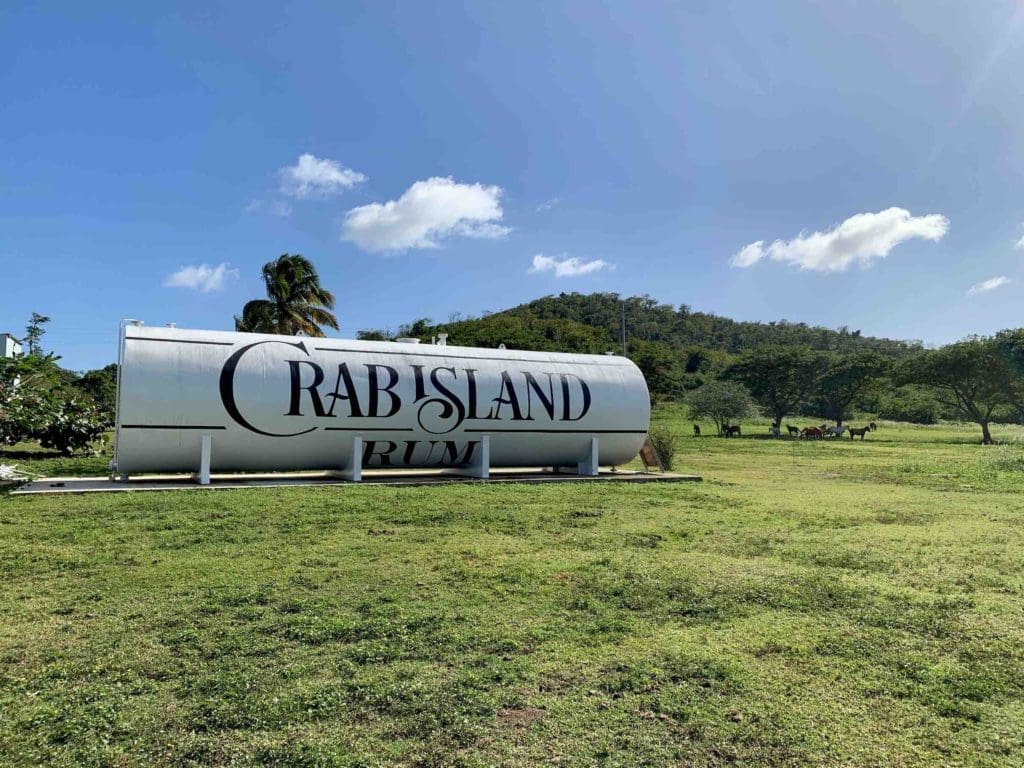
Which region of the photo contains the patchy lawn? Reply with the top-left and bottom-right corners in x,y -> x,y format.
1,413 -> 1023,766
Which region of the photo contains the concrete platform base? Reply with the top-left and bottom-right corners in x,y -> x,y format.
10,468 -> 701,495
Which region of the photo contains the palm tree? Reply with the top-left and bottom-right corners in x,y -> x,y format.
234,254 -> 340,337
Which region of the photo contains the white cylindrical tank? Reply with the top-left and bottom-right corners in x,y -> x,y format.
112,325 -> 650,474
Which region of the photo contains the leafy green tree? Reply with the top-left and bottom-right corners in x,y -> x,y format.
1,355 -> 54,444
811,352 -> 890,427
397,318 -> 433,339
74,364 -> 118,427
234,254 -> 339,336
683,346 -> 713,374
899,339 -> 1014,444
686,380 -> 756,436
34,398 -> 105,455
630,340 -> 683,401
23,312 -> 50,355
994,328 -> 1024,418
356,329 -> 395,341
0,353 -> 104,453
724,345 -> 826,428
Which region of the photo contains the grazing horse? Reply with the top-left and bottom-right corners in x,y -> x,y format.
722,424 -> 741,438
786,424 -> 800,437
801,426 -> 823,440
826,425 -> 846,438
869,421 -> 878,432
849,426 -> 870,440
693,424 -> 701,437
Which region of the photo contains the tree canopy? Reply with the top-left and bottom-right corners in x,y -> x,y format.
899,339 -> 1015,444
685,380 -> 757,435
811,352 -> 890,426
235,254 -> 339,337
724,345 -> 826,427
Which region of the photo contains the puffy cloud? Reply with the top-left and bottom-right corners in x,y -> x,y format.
342,177 -> 510,252
967,275 -> 1010,295
1015,233 -> 1024,250
731,241 -> 766,268
163,263 -> 238,293
528,253 -> 611,277
731,208 -> 949,272
279,153 -> 366,198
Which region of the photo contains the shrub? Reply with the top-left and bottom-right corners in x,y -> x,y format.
35,398 -> 106,456
648,426 -> 679,471
876,385 -> 940,424
1,354 -> 105,455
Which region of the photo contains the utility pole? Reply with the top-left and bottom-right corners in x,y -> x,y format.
621,300 -> 627,357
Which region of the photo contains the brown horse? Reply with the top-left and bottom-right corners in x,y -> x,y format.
693,424 -> 701,437
869,421 -> 878,431
801,426 -> 823,440
849,426 -> 870,440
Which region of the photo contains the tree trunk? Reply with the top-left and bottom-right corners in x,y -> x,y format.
981,421 -> 993,445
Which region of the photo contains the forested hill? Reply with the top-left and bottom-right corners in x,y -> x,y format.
370,292 -> 918,357
360,292 -> 920,398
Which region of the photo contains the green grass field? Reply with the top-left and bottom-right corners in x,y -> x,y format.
2,411 -> 1024,766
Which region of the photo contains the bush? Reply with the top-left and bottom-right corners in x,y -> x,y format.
1,354 -> 106,455
35,398 -> 106,456
877,385 -> 940,424
648,426 -> 679,471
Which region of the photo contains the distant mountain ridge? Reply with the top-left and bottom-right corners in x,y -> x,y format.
391,292 -> 918,356
362,292 -> 919,398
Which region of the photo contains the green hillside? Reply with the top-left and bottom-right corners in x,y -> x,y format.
361,292 -> 921,399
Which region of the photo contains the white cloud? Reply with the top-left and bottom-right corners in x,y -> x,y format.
731,207 -> 949,272
245,198 -> 292,217
163,263 -> 238,293
536,197 -> 560,212
1016,235 -> 1024,250
732,241 -> 766,268
967,275 -> 1010,295
342,177 -> 510,252
528,253 -> 611,277
279,153 -> 366,198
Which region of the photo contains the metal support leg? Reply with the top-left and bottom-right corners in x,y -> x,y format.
445,434 -> 490,479
339,435 -> 362,482
470,434 -> 490,479
577,436 -> 599,476
198,434 -> 212,486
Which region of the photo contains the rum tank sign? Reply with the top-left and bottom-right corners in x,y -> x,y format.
112,326 -> 651,477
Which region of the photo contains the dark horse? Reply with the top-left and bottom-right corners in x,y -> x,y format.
722,425 -> 741,437
786,424 -> 800,437
849,426 -> 870,440
693,424 -> 701,437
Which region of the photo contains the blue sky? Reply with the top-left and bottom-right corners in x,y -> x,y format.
2,1 -> 1023,371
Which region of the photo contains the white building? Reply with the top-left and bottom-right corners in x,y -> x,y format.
1,333 -> 22,359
